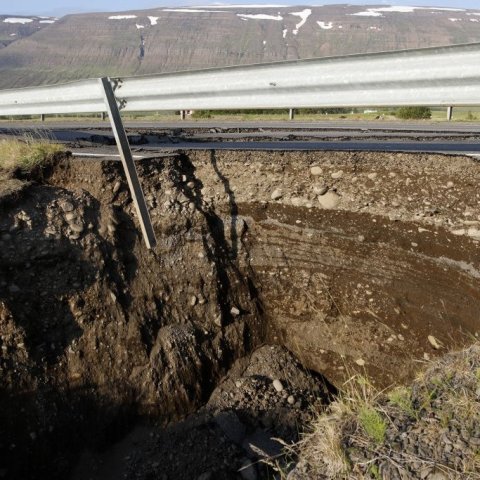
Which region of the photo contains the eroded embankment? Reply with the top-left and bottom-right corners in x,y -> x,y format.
0,150 -> 479,479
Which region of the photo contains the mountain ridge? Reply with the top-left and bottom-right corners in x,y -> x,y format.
0,4 -> 479,88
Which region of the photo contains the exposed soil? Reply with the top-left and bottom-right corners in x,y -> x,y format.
0,149 -> 478,479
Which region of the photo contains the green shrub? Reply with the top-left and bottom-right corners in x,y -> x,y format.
358,407 -> 387,444
191,110 -> 212,119
396,106 -> 432,120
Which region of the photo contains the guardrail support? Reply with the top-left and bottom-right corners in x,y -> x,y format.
447,106 -> 453,121
40,114 -> 45,122
99,77 -> 157,249
180,110 -> 186,120
289,108 -> 295,120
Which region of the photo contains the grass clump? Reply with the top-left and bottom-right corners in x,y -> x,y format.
291,343 -> 480,479
358,406 -> 386,444
396,106 -> 432,120
0,135 -> 64,173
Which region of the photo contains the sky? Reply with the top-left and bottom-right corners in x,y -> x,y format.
2,0 -> 479,17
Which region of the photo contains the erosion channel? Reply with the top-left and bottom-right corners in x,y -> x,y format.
0,150 -> 479,479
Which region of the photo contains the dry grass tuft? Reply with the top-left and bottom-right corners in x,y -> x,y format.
291,342 -> 480,479
0,135 -> 64,173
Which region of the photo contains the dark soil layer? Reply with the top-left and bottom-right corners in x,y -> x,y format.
0,150 -> 478,479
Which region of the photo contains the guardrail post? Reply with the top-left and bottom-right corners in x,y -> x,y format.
40,114 -> 45,122
101,111 -> 107,121
99,77 -> 157,249
447,106 -> 453,121
180,110 -> 186,120
289,108 -> 295,121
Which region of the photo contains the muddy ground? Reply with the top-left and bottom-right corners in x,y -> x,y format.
0,149 -> 478,479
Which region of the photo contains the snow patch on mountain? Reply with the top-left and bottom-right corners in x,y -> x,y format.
290,9 -> 311,35
108,15 -> 137,20
317,21 -> 333,30
3,18 -> 33,24
237,13 -> 283,20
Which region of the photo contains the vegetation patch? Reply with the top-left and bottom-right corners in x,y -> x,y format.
0,135 -> 64,173
396,106 -> 432,120
289,343 -> 480,479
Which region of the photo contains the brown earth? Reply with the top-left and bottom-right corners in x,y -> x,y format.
0,149 -> 478,479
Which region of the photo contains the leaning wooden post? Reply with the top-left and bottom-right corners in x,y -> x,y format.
99,77 -> 156,249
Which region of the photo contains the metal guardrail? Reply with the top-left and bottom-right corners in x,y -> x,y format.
1,42 -> 479,248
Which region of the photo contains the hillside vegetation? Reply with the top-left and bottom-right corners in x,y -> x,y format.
0,5 -> 480,88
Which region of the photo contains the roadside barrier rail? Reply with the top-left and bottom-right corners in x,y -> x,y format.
1,42 -> 479,248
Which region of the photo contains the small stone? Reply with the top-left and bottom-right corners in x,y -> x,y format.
314,185 -> 329,196
65,212 -> 76,222
272,379 -> 284,392
235,380 -> 242,389
214,314 -> 223,327
190,296 -> 197,306
310,166 -> 323,176
331,170 -> 343,179
271,189 -> 283,201
446,181 -> 454,189
467,228 -> 480,240
428,335 -> 442,350
318,191 -> 340,209
187,181 -> 195,189
367,172 -> 377,180
424,352 -> 430,361
70,223 -> 84,234
230,307 -> 241,316
60,201 -> 74,212
113,181 -> 121,193
287,395 -> 295,405
355,358 -> 366,367
290,197 -> 305,207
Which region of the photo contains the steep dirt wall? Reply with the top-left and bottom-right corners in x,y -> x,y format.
185,150 -> 480,386
0,149 -> 478,478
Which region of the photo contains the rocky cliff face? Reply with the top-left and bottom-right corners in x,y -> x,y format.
0,4 -> 479,88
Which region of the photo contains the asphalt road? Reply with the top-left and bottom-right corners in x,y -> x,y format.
2,119 -> 480,133
1,120 -> 480,158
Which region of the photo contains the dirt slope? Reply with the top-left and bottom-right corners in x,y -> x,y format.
0,149 -> 478,479
0,5 -> 480,87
